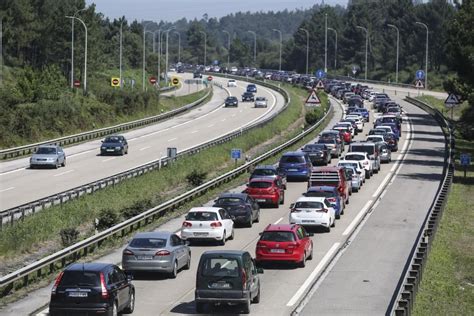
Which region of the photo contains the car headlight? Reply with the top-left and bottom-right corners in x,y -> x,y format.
101,147 -> 106,150
115,146 -> 121,150
47,158 -> 55,161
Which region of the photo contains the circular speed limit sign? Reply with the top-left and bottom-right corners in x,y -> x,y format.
171,77 -> 180,86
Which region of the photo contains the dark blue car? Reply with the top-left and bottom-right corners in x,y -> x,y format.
351,108 -> 370,122
278,151 -> 312,181
304,186 -> 344,218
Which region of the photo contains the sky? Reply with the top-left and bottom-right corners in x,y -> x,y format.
85,0 -> 348,22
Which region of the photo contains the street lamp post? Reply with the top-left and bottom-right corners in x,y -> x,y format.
223,30 -> 231,73
119,20 -> 124,89
416,21 -> 429,89
356,25 -> 368,80
387,24 -> 399,83
66,15 -> 88,93
165,27 -> 175,85
324,13 -> 328,73
199,31 -> 207,67
174,31 -> 181,63
247,31 -> 257,64
145,30 -> 156,53
299,28 -> 309,75
327,27 -> 337,69
70,8 -> 86,89
272,29 -> 282,72
142,22 -> 151,91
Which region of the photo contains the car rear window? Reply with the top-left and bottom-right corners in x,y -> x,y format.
317,138 -> 335,144
186,212 -> 218,221
350,145 -> 374,155
201,258 -> 240,277
294,201 -> 324,209
249,181 -> 272,188
215,197 -> 244,205
280,155 -> 305,163
59,271 -> 100,287
345,154 -> 364,161
303,145 -> 325,151
36,147 -> 57,154
129,238 -> 167,248
260,231 -> 295,242
252,169 -> 276,177
305,191 -> 333,198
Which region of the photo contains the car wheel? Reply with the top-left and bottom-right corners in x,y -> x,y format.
331,217 -> 336,227
247,218 -> 253,228
242,297 -> 251,314
280,194 -> 285,205
229,228 -> 234,240
252,287 -> 261,303
336,213 -> 341,219
54,160 -> 59,169
255,211 -> 260,223
307,244 -> 314,260
349,189 -> 352,196
184,254 -> 191,270
121,149 -> 125,156
298,252 -> 306,268
61,159 -> 66,167
169,261 -> 178,279
196,302 -> 206,313
219,232 -> 226,246
123,291 -> 135,314
326,225 -> 331,233
366,172 -> 371,179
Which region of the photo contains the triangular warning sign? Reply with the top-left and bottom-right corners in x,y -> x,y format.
415,80 -> 424,88
444,93 -> 460,105
305,90 -> 321,105
315,80 -> 325,89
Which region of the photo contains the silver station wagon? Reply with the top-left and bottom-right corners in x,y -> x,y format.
30,145 -> 66,169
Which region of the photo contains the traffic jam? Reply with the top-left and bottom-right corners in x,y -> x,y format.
47,78 -> 407,315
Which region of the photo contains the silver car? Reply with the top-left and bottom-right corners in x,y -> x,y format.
122,231 -> 191,278
254,96 -> 268,108
30,145 -> 66,169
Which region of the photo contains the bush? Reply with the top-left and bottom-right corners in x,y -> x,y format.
186,170 -> 207,187
305,107 -> 325,126
95,209 -> 119,231
123,199 -> 155,219
59,228 -> 80,247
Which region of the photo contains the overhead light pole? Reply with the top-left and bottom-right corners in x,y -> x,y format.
119,19 -> 125,89
142,22 -> 151,91
247,30 -> 257,64
223,30 -> 231,73
66,15 -> 88,93
324,13 -> 328,73
272,29 -> 282,71
387,24 -> 399,83
173,31 -> 181,63
327,27 -> 337,69
415,21 -> 429,89
356,25 -> 368,80
164,27 -> 175,85
199,31 -> 207,67
299,28 -> 309,75
70,8 -> 86,89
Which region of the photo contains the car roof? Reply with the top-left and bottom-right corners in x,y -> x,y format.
249,177 -> 275,183
307,185 -> 337,192
132,231 -> 173,239
218,193 -> 247,199
312,166 -> 342,171
188,207 -> 221,213
254,165 -> 277,170
202,250 -> 247,256
38,144 -> 59,149
282,151 -> 305,156
345,152 -> 367,156
67,262 -> 112,272
263,224 -> 298,232
296,196 -> 326,202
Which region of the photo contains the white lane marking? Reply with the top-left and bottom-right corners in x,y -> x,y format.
221,118 -> 226,122
286,242 -> 341,307
0,186 -> 15,193
102,157 -> 116,162
53,169 -> 74,177
35,308 -> 48,316
239,110 -> 243,113
342,200 -> 373,236
372,173 -> 392,198
274,217 -> 283,224
390,164 -> 397,172
67,149 -> 95,158
168,138 -> 177,142
0,168 -> 26,176
190,130 -> 198,134
231,114 -> 236,117
207,124 -> 214,128
139,146 -> 151,151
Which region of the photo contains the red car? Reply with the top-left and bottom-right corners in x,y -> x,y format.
332,126 -> 352,143
244,177 -> 284,208
256,224 -> 313,267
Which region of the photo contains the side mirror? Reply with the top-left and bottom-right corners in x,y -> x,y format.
230,215 -> 236,221
185,240 -> 191,246
257,267 -> 264,274
127,274 -> 134,282
307,232 -> 314,237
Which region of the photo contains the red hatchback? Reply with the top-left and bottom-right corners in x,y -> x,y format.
255,224 -> 313,267
244,177 -> 284,208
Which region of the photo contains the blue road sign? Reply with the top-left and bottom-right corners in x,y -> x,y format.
460,153 -> 471,166
315,69 -> 325,79
416,70 -> 425,80
231,148 -> 242,160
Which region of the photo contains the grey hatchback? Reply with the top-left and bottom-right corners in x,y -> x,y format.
122,231 -> 191,278
30,145 -> 66,169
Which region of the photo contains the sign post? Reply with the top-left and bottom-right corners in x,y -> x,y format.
460,153 -> 471,179
231,148 -> 242,168
444,93 -> 461,120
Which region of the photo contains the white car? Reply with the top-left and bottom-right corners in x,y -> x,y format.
227,79 -> 237,87
337,160 -> 365,185
374,126 -> 393,134
289,196 -> 336,232
254,96 -> 268,108
336,122 -> 356,136
345,116 -> 364,132
343,152 -> 374,179
180,207 -> 234,245
230,66 -> 238,74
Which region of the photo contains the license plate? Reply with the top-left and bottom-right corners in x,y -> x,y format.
68,292 -> 88,297
256,199 -> 266,202
137,255 -> 153,260
302,220 -> 315,223
106,149 -> 115,152
270,249 -> 285,253
288,169 -> 298,172
194,232 -> 208,236
211,282 -> 231,289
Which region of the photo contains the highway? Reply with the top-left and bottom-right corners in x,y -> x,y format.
0,75 -> 285,211
0,85 -> 446,316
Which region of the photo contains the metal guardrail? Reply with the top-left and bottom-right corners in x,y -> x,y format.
0,85 -> 208,160
390,96 -> 454,315
0,81 -> 332,295
0,79 -> 285,228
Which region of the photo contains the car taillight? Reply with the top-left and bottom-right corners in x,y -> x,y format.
182,221 -> 192,227
155,250 -> 171,256
123,249 -> 134,256
290,208 -> 301,213
328,198 -> 337,203
317,208 -> 328,213
100,272 -> 109,299
256,242 -> 267,249
363,161 -> 369,165
210,221 -> 222,228
241,269 -> 247,288
51,271 -> 64,295
352,174 -> 358,179
286,243 -> 297,254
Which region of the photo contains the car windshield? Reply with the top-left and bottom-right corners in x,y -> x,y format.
215,197 -> 244,205
350,145 -> 374,155
59,271 -> 100,287
339,162 -> 358,169
256,97 -> 265,101
318,138 -> 335,144
253,169 -> 276,176
260,231 -> 295,242
35,147 -> 57,155
381,117 -> 397,123
129,238 -> 167,248
303,145 -> 324,151
305,191 -> 333,198
294,201 -> 324,209
280,155 -> 305,163
185,212 -> 218,221
201,258 -> 240,277
249,181 -> 272,188
104,137 -> 121,143
345,154 -> 364,161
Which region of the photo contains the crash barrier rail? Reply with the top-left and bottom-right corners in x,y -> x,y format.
0,82 -> 333,295
0,85 -> 208,160
0,77 -> 280,227
389,96 -> 454,315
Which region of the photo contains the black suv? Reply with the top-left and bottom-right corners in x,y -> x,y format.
213,193 -> 260,227
241,92 -> 255,102
195,250 -> 263,314
49,263 -> 135,316
224,96 -> 239,107
100,135 -> 128,156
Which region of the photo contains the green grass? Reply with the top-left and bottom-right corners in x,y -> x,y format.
416,95 -> 469,121
412,103 -> 474,315
0,83 -> 327,262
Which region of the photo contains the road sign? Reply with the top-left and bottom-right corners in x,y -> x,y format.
73,79 -> 81,88
352,66 -> 357,75
207,75 -> 213,82
416,70 -> 425,79
171,77 -> 180,86
315,80 -> 325,89
231,148 -> 242,160
149,76 -> 157,85
444,93 -> 460,105
315,69 -> 325,79
305,90 -> 321,106
415,80 -> 424,88
111,77 -> 120,87
460,153 -> 471,166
